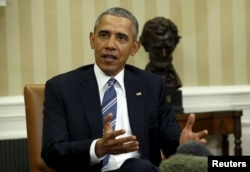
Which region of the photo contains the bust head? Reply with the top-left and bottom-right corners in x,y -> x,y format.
140,17 -> 182,89
140,17 -> 181,66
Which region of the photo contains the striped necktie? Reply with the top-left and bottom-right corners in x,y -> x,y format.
101,78 -> 117,172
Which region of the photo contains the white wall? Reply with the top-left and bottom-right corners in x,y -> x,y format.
0,85 -> 250,155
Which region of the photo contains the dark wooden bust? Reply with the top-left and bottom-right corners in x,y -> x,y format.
140,17 -> 182,90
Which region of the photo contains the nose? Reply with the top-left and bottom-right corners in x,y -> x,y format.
106,37 -> 116,50
162,48 -> 167,56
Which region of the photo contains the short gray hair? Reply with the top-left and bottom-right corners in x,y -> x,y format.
94,7 -> 139,41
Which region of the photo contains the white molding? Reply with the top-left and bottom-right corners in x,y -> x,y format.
0,96 -> 26,140
180,85 -> 250,113
1,85 -> 250,143
242,120 -> 250,127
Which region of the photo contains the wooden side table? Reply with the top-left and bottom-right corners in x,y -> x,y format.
175,110 -> 242,156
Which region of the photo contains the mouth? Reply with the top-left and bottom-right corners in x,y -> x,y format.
102,54 -> 118,62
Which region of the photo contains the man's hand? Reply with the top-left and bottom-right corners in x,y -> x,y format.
179,113 -> 208,145
95,113 -> 139,158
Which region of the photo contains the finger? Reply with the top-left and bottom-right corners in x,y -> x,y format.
110,142 -> 139,154
106,129 -> 126,139
104,113 -> 113,124
111,137 -> 139,154
184,113 -> 195,131
117,141 -> 139,154
109,135 -> 138,149
197,129 -> 208,139
116,135 -> 138,145
103,113 -> 113,131
198,138 -> 207,145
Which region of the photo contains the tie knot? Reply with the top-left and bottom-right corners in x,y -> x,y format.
108,78 -> 116,87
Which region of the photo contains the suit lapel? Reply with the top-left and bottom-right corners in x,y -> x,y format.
76,66 -> 147,141
124,70 -> 146,143
78,67 -> 103,138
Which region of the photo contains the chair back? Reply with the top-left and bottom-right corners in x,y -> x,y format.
24,84 -> 55,172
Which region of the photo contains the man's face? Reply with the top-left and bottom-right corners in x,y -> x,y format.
89,15 -> 140,76
147,31 -> 176,63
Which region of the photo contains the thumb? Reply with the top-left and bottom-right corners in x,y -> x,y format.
184,113 -> 195,131
103,113 -> 113,131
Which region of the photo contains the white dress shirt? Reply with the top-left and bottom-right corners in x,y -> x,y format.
89,63 -> 140,170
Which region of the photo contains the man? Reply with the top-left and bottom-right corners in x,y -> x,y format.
41,7 -> 208,172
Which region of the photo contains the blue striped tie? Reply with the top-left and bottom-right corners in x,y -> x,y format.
101,78 -> 117,172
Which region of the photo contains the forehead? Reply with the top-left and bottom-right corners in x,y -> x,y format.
152,30 -> 175,40
95,15 -> 133,35
148,31 -> 175,45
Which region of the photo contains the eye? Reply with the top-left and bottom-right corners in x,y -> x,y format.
165,43 -> 174,49
98,31 -> 109,39
119,36 -> 126,41
153,47 -> 162,52
117,34 -> 128,42
99,33 -> 108,38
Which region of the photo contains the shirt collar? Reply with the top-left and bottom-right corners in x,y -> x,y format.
94,63 -> 125,91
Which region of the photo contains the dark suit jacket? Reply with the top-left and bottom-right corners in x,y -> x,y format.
41,64 -> 181,172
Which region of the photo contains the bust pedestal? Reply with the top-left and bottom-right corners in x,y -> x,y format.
166,89 -> 183,113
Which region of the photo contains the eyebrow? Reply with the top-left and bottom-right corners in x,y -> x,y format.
98,30 -> 129,40
117,32 -> 129,39
98,30 -> 109,35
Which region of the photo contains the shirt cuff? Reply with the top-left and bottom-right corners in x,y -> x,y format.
90,139 -> 106,165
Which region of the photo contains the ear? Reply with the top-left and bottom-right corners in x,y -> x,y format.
131,40 -> 141,56
89,32 -> 95,49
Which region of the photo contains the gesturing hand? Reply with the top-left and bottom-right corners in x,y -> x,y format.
95,113 -> 139,158
179,113 -> 208,145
